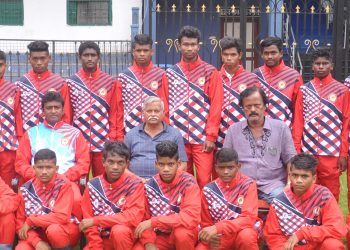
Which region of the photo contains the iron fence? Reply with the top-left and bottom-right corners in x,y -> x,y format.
0,39 -> 132,82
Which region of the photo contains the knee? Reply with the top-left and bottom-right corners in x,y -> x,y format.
46,224 -> 68,246
320,238 -> 344,249
111,224 -> 132,238
236,228 -> 258,243
173,227 -> 194,242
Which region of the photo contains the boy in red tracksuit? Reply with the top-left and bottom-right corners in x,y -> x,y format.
116,34 -> 166,138
80,141 -> 144,250
14,41 -> 67,138
16,149 -> 80,249
197,148 -> 260,250
292,48 -> 350,201
217,37 -> 259,148
0,51 -> 18,186
264,153 -> 346,250
63,41 -> 120,177
253,36 -> 303,127
134,141 -> 201,250
160,26 -> 223,188
0,176 -> 20,249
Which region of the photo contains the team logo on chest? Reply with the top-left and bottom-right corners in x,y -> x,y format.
198,77 -> 206,86
61,138 -> 69,146
237,195 -> 244,205
99,88 -> 107,97
150,81 -> 159,90
278,80 -> 286,90
117,196 -> 126,206
7,97 -> 14,105
328,93 -> 337,102
238,84 -> 247,93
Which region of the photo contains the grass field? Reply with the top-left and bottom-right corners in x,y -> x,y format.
340,172 -> 348,220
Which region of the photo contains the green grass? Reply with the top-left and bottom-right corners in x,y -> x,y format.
340,172 -> 348,219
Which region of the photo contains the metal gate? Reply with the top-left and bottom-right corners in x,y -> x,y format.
144,0 -> 350,81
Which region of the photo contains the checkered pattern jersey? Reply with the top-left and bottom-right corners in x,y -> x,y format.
21,177 -> 66,217
254,66 -> 300,127
166,62 -> 216,144
118,66 -> 165,133
0,80 -> 18,151
67,72 -> 114,152
272,186 -> 332,238
300,81 -> 347,156
203,175 -> 254,224
88,175 -> 140,217
342,80 -> 350,155
16,73 -> 64,133
145,172 -> 196,231
217,70 -> 258,148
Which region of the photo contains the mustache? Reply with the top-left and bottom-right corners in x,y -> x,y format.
147,116 -> 159,120
249,112 -> 259,116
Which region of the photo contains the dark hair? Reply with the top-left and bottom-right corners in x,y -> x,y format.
41,91 -> 64,109
215,148 -> 239,164
220,37 -> 242,53
27,41 -> 49,54
177,25 -> 201,44
239,86 -> 269,107
0,50 -> 6,62
34,148 -> 57,164
290,153 -> 318,175
78,41 -> 101,57
133,34 -> 153,49
311,48 -> 333,63
156,141 -> 179,160
103,141 -> 130,161
260,36 -> 283,52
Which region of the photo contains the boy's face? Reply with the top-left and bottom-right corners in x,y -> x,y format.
155,156 -> 179,183
178,36 -> 200,62
312,56 -> 333,79
289,166 -> 316,197
133,43 -> 153,67
29,51 -> 51,74
34,159 -> 58,184
215,161 -> 240,184
80,48 -> 100,72
103,153 -> 128,183
262,45 -> 283,68
0,59 -> 6,79
221,47 -> 242,68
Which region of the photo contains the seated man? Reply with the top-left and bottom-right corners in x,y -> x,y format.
15,90 -> 89,183
16,149 -> 80,249
79,141 -> 145,249
264,153 -> 346,250
124,96 -> 187,180
134,141 -> 200,250
197,148 -> 260,250
0,177 -> 20,250
223,86 -> 296,203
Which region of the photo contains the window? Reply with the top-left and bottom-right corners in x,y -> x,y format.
0,0 -> 24,25
67,0 -> 112,25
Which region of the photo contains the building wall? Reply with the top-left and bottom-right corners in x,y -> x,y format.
0,0 -> 142,41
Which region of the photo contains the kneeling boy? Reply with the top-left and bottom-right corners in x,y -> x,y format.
197,148 -> 260,250
264,153 -> 346,250
134,141 -> 201,250
16,149 -> 80,250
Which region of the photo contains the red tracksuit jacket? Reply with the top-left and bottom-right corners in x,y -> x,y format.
292,74 -> 350,157
82,172 -> 145,249
253,61 -> 303,127
264,184 -> 346,249
217,65 -> 259,147
0,176 -> 20,215
16,174 -> 75,247
14,70 -> 67,137
115,61 -> 166,138
160,57 -> 223,144
140,170 -> 201,245
63,67 -> 119,151
201,174 -> 258,235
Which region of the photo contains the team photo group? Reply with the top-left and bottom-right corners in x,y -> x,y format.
0,25 -> 350,250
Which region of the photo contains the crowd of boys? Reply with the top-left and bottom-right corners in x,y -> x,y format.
0,24 -> 349,249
